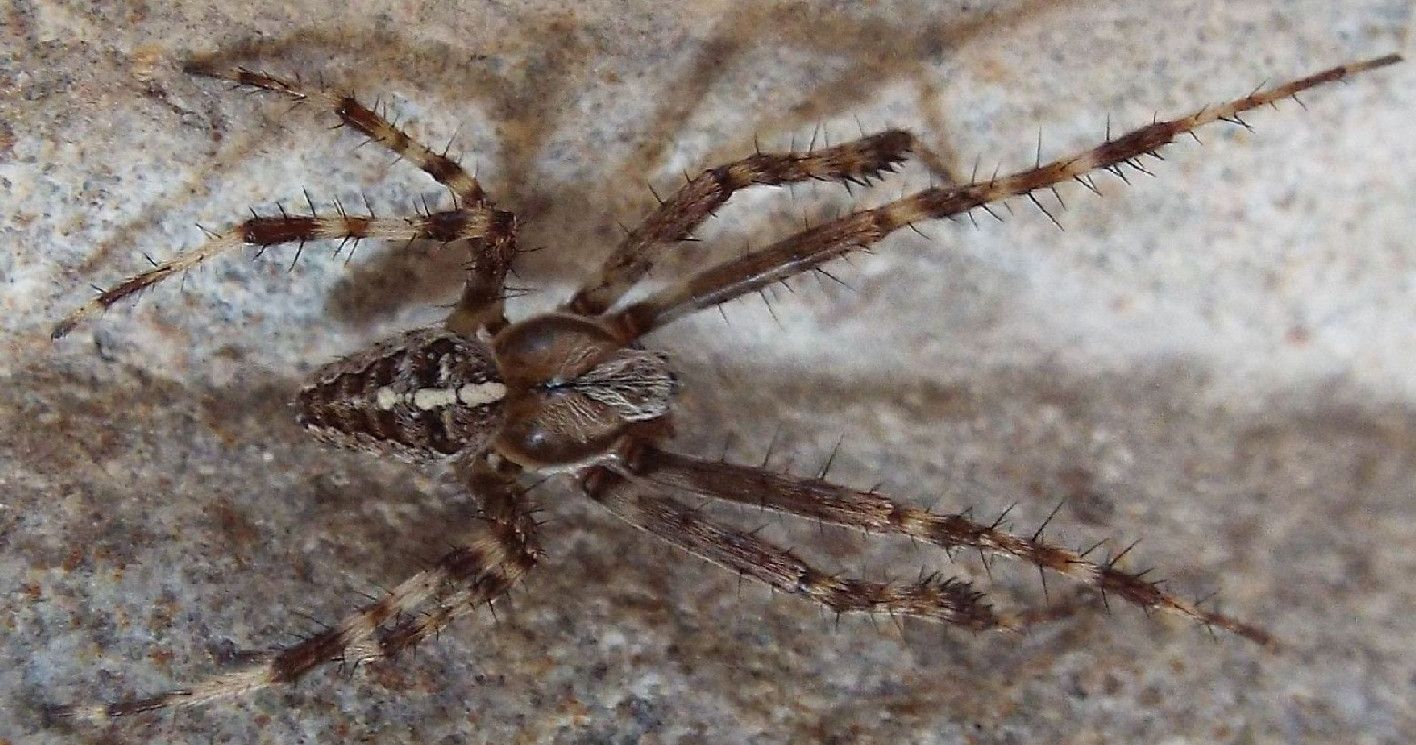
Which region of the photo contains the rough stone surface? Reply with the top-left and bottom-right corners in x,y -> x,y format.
2,2 -> 1413,743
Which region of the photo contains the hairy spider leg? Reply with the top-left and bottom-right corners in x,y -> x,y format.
583,468 -> 1012,631
602,55 -> 1401,341
376,463 -> 542,655
184,63 -> 526,337
51,205 -> 509,340
443,226 -> 521,338
185,62 -> 489,205
47,464 -> 541,724
629,446 -> 1275,647
566,129 -> 960,316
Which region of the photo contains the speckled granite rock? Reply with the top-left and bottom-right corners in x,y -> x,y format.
2,2 -> 1413,743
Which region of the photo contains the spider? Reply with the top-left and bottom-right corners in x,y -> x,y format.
45,52 -> 1399,725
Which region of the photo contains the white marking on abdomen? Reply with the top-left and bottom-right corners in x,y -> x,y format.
413,388 -> 459,410
458,382 -> 507,406
374,382 -> 507,411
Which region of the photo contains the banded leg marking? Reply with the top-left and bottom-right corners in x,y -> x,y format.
186,62 -> 488,205
373,466 -> 543,658
632,446 -> 1275,647
566,129 -> 959,316
185,62 -> 524,337
47,465 -> 541,724
603,56 -> 1402,341
52,206 -> 509,339
583,468 -> 1009,632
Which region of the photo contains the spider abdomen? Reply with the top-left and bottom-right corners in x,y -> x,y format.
296,328 -> 507,459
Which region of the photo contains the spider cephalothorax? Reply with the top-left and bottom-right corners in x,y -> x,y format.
490,313 -> 678,468
45,53 -> 1399,725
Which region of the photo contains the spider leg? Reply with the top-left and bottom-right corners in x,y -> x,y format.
443,228 -> 520,338
45,458 -> 540,725
582,466 -> 1012,632
51,205 -> 511,339
565,129 -> 959,316
374,461 -> 543,656
627,445 -> 1276,647
601,55 -> 1400,341
183,62 -> 523,338
185,62 -> 489,205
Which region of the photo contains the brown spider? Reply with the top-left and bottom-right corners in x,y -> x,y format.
46,53 -> 1399,724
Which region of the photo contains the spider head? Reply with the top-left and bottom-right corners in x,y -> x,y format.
491,313 -> 678,469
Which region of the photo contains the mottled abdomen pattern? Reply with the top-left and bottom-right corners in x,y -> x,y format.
297,328 -> 507,459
